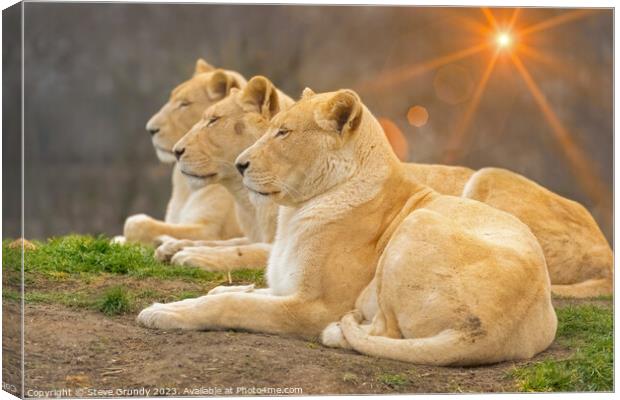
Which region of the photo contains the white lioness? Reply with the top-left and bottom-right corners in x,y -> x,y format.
151,74 -> 612,298
460,168 -> 612,298
402,163 -> 613,298
140,70 -> 613,297
154,76 -> 294,272
138,88 -> 556,366
120,59 -> 245,245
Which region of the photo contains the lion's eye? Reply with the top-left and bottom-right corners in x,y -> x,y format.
207,116 -> 220,127
179,100 -> 191,107
275,128 -> 290,138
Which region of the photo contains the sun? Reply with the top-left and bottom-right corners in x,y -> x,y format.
354,8 -> 609,221
496,32 -> 512,48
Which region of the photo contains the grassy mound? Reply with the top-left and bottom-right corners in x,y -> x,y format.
3,235 -> 265,283
511,304 -> 612,392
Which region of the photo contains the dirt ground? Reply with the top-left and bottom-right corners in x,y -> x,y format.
7,297 -> 581,397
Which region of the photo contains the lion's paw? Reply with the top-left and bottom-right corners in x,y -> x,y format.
155,239 -> 194,262
154,234 -> 176,247
170,247 -> 219,270
123,214 -> 158,244
137,303 -> 192,330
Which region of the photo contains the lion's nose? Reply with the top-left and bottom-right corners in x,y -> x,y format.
174,147 -> 186,160
147,127 -> 160,136
236,161 -> 250,176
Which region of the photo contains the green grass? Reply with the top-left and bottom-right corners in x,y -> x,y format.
4,288 -> 96,309
3,285 -> 215,316
2,235 -> 266,316
342,372 -> 360,384
98,286 -> 132,315
2,235 -> 613,393
2,290 -> 21,302
511,304 -> 613,392
377,373 -> 409,388
2,235 -> 265,284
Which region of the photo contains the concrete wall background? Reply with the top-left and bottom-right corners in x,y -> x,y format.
7,4 -> 612,240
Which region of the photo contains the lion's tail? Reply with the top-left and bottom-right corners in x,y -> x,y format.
551,278 -> 612,299
339,314 -> 481,366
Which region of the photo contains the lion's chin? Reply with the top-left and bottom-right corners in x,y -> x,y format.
181,171 -> 218,190
244,183 -> 281,205
155,148 -> 177,164
248,190 -> 277,207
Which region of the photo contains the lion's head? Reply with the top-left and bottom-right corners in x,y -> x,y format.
145,59 -> 247,163
235,88 -> 396,206
172,75 -> 293,189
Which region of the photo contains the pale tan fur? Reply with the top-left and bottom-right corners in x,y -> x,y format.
154,76 -> 294,272
399,162 -> 613,298
120,60 -> 245,245
157,72 -> 607,298
138,89 -> 557,366
460,167 -> 612,298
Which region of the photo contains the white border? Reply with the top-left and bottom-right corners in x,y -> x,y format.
0,2 -> 615,400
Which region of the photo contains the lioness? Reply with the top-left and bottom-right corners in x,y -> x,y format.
149,71 -> 612,298
154,76 -> 294,272
138,88 -> 556,366
120,59 -> 245,245
462,168 -> 612,298
401,163 -> 613,298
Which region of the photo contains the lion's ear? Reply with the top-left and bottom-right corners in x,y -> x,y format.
206,70 -> 240,100
194,58 -> 215,76
301,87 -> 316,99
314,89 -> 363,135
239,75 -> 280,119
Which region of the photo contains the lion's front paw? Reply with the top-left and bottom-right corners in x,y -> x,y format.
154,234 -> 176,247
124,214 -> 158,244
155,239 -> 194,262
137,302 -> 195,330
170,247 -> 221,271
